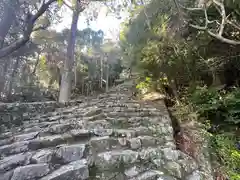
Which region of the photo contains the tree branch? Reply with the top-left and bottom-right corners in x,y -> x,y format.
179,0 -> 240,45
0,0 -> 57,59
207,30 -> 240,45
226,19 -> 240,31
33,24 -> 50,31
213,0 -> 226,36
63,0 -> 73,10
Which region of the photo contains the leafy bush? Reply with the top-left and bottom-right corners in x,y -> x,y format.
210,134 -> 240,180
136,77 -> 153,94
190,86 -> 240,129
189,86 -> 240,179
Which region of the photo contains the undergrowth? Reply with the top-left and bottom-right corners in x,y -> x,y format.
173,86 -> 240,179
135,77 -> 240,179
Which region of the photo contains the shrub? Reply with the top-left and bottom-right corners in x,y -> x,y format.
190,86 -> 240,130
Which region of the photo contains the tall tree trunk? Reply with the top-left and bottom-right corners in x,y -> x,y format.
106,62 -> 109,92
0,0 -> 17,48
7,57 -> 20,98
74,60 -> 77,88
0,60 -> 9,96
58,9 -> 79,102
100,57 -> 103,88
31,53 -> 40,76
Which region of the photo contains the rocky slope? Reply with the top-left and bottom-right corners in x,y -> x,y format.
0,81 -> 213,180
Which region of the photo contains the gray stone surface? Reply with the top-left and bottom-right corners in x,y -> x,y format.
40,160 -> 88,180
0,170 -> 13,180
56,144 -> 86,163
11,164 -> 50,180
128,138 -> 142,150
14,132 -> 39,141
31,149 -> 54,163
0,152 -> 31,173
0,141 -> 29,155
129,170 -> 159,180
164,161 -> 182,179
162,148 -> 179,161
95,150 -> 139,170
0,81 -> 214,180
124,166 -> 144,178
185,170 -> 202,180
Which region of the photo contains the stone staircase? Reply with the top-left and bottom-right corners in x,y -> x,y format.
0,81 -> 213,180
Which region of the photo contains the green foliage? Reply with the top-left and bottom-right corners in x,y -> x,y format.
190,86 -> 240,128
57,0 -> 63,7
39,55 -> 47,71
119,0 -> 240,178
136,76 -> 152,92
211,134 -> 240,179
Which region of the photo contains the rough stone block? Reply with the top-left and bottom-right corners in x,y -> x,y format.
90,136 -> 117,152
164,161 -> 182,179
0,170 -> 13,180
83,107 -> 102,117
139,147 -> 162,161
40,160 -> 88,180
127,138 -> 141,150
56,144 -> 87,163
11,164 -> 50,180
31,149 -> 54,164
185,170 -> 202,180
139,136 -> 157,147
0,141 -> 29,156
95,150 -> 139,170
93,128 -> 113,136
124,166 -> 144,178
162,148 -> 179,161
14,132 -> 39,141
28,134 -> 70,150
94,172 -> 125,180
0,152 -> 31,173
129,171 -> 159,180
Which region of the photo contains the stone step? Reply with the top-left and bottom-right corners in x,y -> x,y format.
106,111 -> 165,118
11,163 -> 51,180
40,159 -> 88,180
94,149 -> 139,171
0,82 -> 208,180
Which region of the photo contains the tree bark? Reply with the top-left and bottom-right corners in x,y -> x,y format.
0,60 -> 10,96
100,57 -> 103,88
58,9 -> 80,102
106,61 -> 109,92
6,57 -> 20,98
0,0 -> 17,48
32,53 -> 40,75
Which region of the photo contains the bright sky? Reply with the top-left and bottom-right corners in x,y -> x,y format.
54,4 -> 128,42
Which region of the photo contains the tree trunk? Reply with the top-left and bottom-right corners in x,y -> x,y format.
0,0 -> 17,48
7,57 -> 20,98
106,62 -> 109,92
0,60 -> 9,96
100,57 -> 103,88
212,71 -> 221,87
58,9 -> 79,102
74,60 -> 77,88
31,53 -> 40,75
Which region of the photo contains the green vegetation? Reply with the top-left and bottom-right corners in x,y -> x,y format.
119,0 -> 240,178
190,87 -> 240,179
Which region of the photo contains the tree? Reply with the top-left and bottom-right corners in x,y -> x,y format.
58,0 -> 91,102
175,0 -> 240,45
0,0 -> 57,59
